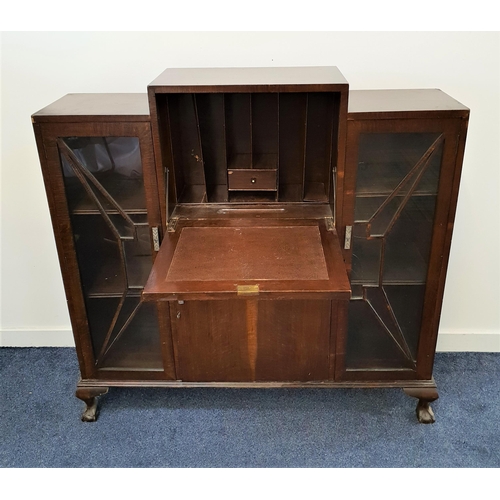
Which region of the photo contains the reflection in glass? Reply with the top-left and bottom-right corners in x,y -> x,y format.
59,137 -> 163,371
347,133 -> 444,371
61,137 -> 146,212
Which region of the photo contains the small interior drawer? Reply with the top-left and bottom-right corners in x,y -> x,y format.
227,169 -> 277,191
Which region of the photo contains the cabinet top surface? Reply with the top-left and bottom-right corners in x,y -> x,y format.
32,93 -> 150,123
148,66 -> 348,92
348,89 -> 469,117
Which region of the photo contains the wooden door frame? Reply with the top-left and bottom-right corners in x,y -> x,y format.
337,116 -> 468,381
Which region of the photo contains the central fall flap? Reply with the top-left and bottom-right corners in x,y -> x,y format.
142,219 -> 350,301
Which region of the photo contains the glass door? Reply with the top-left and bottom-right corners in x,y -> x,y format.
41,121 -> 173,378
339,119 -> 461,380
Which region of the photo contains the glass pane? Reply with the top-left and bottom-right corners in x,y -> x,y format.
61,137 -> 146,212
383,284 -> 426,361
346,299 -> 414,370
123,220 -> 153,289
355,133 -> 440,196
71,215 -> 126,296
383,195 -> 438,283
346,132 -> 444,371
86,298 -> 163,371
351,223 -> 382,285
59,136 -> 163,372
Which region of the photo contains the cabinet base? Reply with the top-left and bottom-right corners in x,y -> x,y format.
76,378 -> 438,423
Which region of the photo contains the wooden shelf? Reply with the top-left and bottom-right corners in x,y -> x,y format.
69,213 -> 152,297
64,175 -> 148,214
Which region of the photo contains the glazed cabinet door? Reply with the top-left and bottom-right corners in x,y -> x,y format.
36,122 -> 175,380
338,118 -> 466,381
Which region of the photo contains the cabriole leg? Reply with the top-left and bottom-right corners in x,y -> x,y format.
75,386 -> 109,422
403,387 -> 439,424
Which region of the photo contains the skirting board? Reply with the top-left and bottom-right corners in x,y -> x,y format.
0,329 -> 75,347
0,329 -> 499,352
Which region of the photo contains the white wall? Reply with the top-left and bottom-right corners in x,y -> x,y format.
1,32 -> 499,350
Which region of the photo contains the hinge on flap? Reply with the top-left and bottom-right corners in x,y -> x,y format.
167,217 -> 179,233
344,225 -> 352,250
151,227 -> 160,251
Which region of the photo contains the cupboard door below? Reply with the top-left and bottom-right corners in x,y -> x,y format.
256,300 -> 331,382
170,300 -> 331,382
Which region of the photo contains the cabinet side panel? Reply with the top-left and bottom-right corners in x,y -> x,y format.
139,124 -> 163,252
334,89 -> 349,230
35,123 -> 96,378
416,118 -> 468,378
148,90 -> 175,227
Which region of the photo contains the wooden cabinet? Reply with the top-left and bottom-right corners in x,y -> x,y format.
337,90 -> 469,390
32,96 -> 175,382
32,71 -> 469,424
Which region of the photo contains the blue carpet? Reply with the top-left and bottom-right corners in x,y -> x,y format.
0,348 -> 499,467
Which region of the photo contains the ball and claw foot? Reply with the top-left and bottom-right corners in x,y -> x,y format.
76,386 -> 109,423
81,398 -> 99,422
403,387 -> 438,424
416,400 -> 435,424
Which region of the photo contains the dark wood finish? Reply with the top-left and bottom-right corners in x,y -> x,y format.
403,387 -> 439,424
196,94 -> 228,202
417,117 -> 469,379
167,226 -> 329,281
138,298 -> 333,382
304,92 -> 335,202
278,93 -> 307,201
171,203 -> 333,221
32,93 -> 150,123
33,116 -> 175,382
143,218 -> 350,302
252,93 -> 279,167
332,299 -> 349,380
147,90 -> 173,226
77,378 -> 437,389
348,89 -> 469,120
256,300 -> 331,381
33,123 -> 96,378
148,68 -> 347,219
227,169 -> 277,191
339,107 -> 469,386
148,66 -> 349,93
33,70 -> 468,424
170,299 -> 252,381
75,386 -> 109,422
335,89 -> 349,224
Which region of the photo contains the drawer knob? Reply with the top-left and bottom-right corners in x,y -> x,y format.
251,177 -> 257,184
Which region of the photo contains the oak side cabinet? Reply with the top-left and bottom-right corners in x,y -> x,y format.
32,67 -> 469,423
